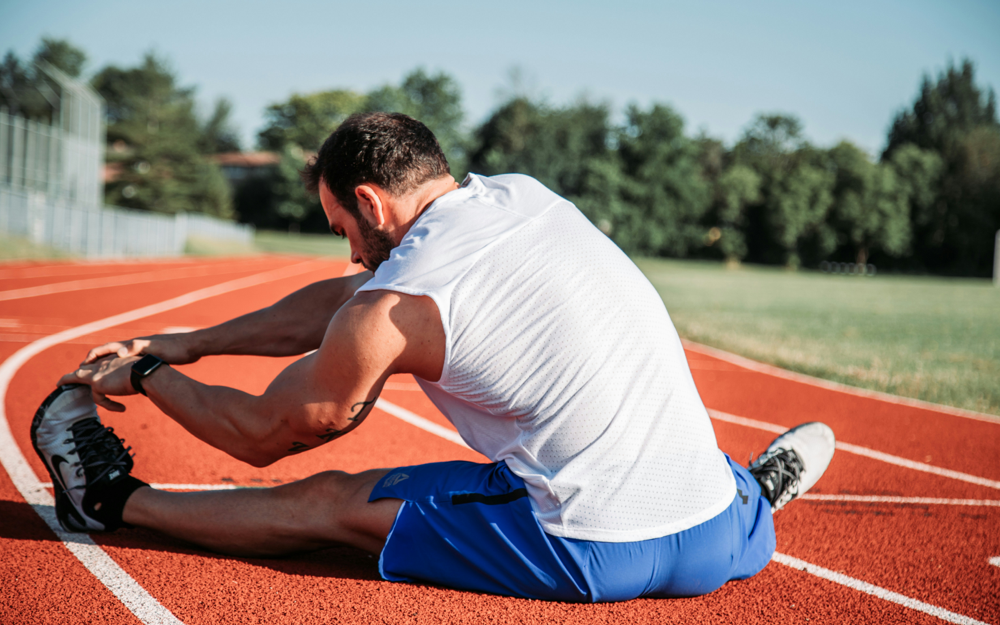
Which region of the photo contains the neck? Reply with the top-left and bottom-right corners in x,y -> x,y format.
390,176 -> 460,242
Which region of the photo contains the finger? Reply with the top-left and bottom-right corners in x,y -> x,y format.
120,339 -> 151,359
83,342 -> 126,365
92,390 -> 126,413
58,369 -> 89,387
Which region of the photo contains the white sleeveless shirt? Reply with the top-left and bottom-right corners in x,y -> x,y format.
357,173 -> 735,542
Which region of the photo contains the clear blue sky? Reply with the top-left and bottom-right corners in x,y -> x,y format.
2,0 -> 998,155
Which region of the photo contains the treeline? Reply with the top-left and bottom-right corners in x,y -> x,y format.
3,39 -> 998,276
246,60 -> 1000,277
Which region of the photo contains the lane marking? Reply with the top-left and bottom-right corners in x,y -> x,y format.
709,410 -> 1000,491
772,552 -> 989,625
375,399 -> 470,449
800,494 -> 1000,506
989,557 -> 1000,568
0,260 -> 198,280
685,340 -> 1000,424
0,259 -> 275,302
0,258 -> 333,625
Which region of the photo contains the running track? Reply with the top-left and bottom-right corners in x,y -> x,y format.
1,256 -> 997,624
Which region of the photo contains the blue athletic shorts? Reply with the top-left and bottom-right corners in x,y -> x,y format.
368,455 -> 775,602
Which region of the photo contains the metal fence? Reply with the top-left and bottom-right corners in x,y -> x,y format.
0,185 -> 254,258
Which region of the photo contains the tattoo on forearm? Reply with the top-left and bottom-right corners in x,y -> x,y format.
290,397 -> 377,454
316,426 -> 344,443
349,399 -> 376,421
287,441 -> 310,454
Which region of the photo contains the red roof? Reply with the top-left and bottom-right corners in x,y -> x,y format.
211,152 -> 281,167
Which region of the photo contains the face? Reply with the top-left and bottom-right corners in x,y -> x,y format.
320,184 -> 396,272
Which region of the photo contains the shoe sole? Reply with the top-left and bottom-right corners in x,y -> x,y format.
30,384 -> 91,532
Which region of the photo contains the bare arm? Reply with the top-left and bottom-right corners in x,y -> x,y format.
61,290 -> 445,466
83,271 -> 372,366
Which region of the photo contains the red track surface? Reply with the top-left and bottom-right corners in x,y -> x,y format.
1,257 -> 997,624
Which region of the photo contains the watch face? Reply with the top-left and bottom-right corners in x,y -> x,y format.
135,354 -> 164,376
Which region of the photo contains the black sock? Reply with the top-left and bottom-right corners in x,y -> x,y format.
83,476 -> 149,531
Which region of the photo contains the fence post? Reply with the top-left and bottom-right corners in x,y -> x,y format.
174,211 -> 188,255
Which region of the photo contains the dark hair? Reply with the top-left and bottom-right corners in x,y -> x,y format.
301,112 -> 450,217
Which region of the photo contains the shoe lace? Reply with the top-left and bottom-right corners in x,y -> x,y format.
67,418 -> 133,489
750,448 -> 804,507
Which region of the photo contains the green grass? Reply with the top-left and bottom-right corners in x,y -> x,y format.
636,258 -> 1000,417
253,230 -> 352,257
0,233 -> 68,261
184,230 -> 352,257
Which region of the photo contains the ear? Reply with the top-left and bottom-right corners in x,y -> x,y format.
355,185 -> 386,227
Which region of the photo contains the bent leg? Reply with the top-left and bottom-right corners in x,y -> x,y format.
122,469 -> 401,557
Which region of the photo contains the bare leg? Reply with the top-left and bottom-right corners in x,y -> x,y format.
122,469 -> 401,557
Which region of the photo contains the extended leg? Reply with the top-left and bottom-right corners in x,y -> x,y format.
122,469 -> 402,557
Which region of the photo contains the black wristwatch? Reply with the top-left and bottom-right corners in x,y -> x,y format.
130,354 -> 165,396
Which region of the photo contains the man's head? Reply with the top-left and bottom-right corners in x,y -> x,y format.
302,113 -> 452,272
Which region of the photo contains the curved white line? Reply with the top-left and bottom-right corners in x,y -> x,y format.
709,409 -> 1000,490
0,258 -> 331,625
684,340 -> 999,424
772,552 -> 989,625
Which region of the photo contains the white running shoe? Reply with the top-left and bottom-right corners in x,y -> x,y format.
30,384 -> 138,531
748,422 -> 836,512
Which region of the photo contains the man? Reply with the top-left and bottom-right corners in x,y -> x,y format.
33,112 -> 835,602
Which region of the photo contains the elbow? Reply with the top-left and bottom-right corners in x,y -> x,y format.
230,439 -> 279,468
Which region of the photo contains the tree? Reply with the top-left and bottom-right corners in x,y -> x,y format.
827,141 -> 913,265
198,97 -> 241,154
92,53 -> 232,217
611,103 -> 712,257
366,69 -> 467,174
34,37 -> 87,78
732,114 -> 836,266
257,89 -> 366,152
0,38 -> 88,121
883,59 -> 1000,275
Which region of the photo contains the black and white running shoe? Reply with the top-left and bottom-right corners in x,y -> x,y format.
30,384 -> 144,532
748,422 -> 835,512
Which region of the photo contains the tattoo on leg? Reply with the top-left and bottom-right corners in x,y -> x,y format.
287,441 -> 310,454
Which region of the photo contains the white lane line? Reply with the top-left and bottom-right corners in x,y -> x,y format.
0,258 -> 331,625
772,552 -> 989,625
685,340 -> 1000,425
375,399 -> 470,449
709,409 -> 1000,491
0,260 -> 197,280
800,494 -> 1000,506
989,557 -> 1000,568
0,260 -> 273,302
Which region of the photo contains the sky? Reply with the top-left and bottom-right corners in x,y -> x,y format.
2,0 -> 998,156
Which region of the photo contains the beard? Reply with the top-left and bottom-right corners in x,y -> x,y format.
355,214 -> 396,272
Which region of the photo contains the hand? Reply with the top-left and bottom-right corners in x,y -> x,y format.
59,355 -> 143,412
82,333 -> 199,367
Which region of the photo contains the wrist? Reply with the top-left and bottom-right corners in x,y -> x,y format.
130,355 -> 166,396
182,329 -> 212,360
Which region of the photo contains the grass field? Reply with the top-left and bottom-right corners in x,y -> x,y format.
0,233 -> 67,261
637,258 -> 1000,417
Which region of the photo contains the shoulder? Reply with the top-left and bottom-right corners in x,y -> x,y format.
327,290 -> 444,381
